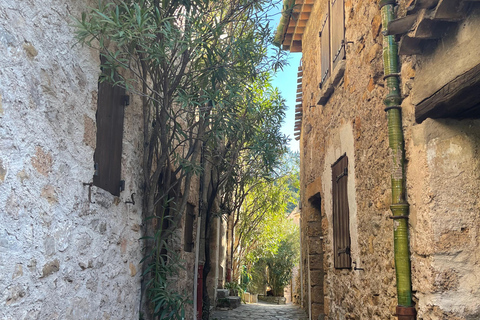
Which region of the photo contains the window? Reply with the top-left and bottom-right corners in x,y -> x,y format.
320,12 -> 330,87
93,61 -> 127,196
319,0 -> 345,89
332,154 -> 351,269
331,0 -> 345,72
184,203 -> 195,252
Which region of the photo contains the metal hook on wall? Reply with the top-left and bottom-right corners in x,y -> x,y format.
125,192 -> 135,205
82,182 -> 95,204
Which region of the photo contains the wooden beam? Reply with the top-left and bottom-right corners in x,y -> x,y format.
408,0 -> 439,13
297,20 -> 307,28
433,0 -> 466,21
387,13 -> 418,35
398,35 -> 424,55
299,12 -> 310,20
414,18 -> 453,39
416,63 -> 480,123
303,4 -> 313,12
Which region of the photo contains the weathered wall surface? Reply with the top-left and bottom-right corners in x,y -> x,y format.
298,0 -> 480,319
0,1 -> 145,318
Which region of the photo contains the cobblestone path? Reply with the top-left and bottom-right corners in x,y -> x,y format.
211,302 -> 308,320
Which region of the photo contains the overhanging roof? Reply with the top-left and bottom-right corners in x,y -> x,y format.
273,0 -> 315,52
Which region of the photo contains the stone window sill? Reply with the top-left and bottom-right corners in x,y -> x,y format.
317,60 -> 346,106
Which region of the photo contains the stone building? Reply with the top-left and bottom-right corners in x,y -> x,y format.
275,0 -> 480,319
0,1 -> 228,319
0,1 -> 144,318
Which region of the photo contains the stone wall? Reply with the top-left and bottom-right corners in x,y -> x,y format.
0,1 -> 145,318
297,0 -> 480,319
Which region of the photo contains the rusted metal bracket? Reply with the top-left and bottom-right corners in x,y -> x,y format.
353,261 -> 364,271
336,167 -> 348,182
337,246 -> 351,256
82,182 -> 95,204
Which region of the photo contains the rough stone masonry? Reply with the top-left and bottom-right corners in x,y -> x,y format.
0,0 -> 145,318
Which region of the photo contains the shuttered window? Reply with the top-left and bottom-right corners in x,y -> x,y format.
332,154 -> 351,269
320,12 -> 330,88
93,67 -> 126,196
184,203 -> 195,252
331,0 -> 345,72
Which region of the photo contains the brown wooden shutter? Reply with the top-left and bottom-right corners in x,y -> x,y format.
184,203 -> 195,252
331,0 -> 345,72
320,12 -> 330,88
93,75 -> 126,196
332,154 -> 351,269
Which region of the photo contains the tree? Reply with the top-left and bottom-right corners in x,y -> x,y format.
249,227 -> 299,296
75,1 -> 288,319
226,151 -> 299,284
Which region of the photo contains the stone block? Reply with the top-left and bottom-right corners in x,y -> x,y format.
308,237 -> 323,255
310,270 -> 324,286
307,221 -> 322,237
0,159 -> 5,182
311,303 -> 325,320
31,147 -> 52,176
306,176 -> 323,200
309,254 -> 323,270
227,296 -> 241,309
41,259 -> 60,278
217,289 -> 229,299
311,285 -> 324,304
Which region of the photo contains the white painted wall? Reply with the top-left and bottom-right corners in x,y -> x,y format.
0,1 -> 144,318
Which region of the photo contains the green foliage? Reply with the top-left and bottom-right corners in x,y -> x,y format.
249,225 -> 299,296
75,0 -> 289,318
234,151 -> 299,261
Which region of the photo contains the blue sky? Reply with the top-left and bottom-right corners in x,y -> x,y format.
268,4 -> 302,152
272,54 -> 301,152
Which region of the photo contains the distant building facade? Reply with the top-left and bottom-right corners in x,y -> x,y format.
276,0 -> 480,319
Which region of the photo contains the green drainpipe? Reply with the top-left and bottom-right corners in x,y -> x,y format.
379,1 -> 416,319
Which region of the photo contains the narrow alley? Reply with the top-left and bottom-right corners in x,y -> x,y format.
211,302 -> 308,320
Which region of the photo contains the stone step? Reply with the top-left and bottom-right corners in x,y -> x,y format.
216,289 -> 229,300
216,295 -> 241,309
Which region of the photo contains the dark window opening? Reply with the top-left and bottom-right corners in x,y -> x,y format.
184,203 -> 196,252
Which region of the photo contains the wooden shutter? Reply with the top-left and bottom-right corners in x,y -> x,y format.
331,0 -> 345,72
184,203 -> 195,252
93,74 -> 126,196
320,12 -> 330,88
332,154 -> 351,269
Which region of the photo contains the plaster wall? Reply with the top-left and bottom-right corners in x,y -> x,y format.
0,1 -> 145,318
411,8 -> 480,106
